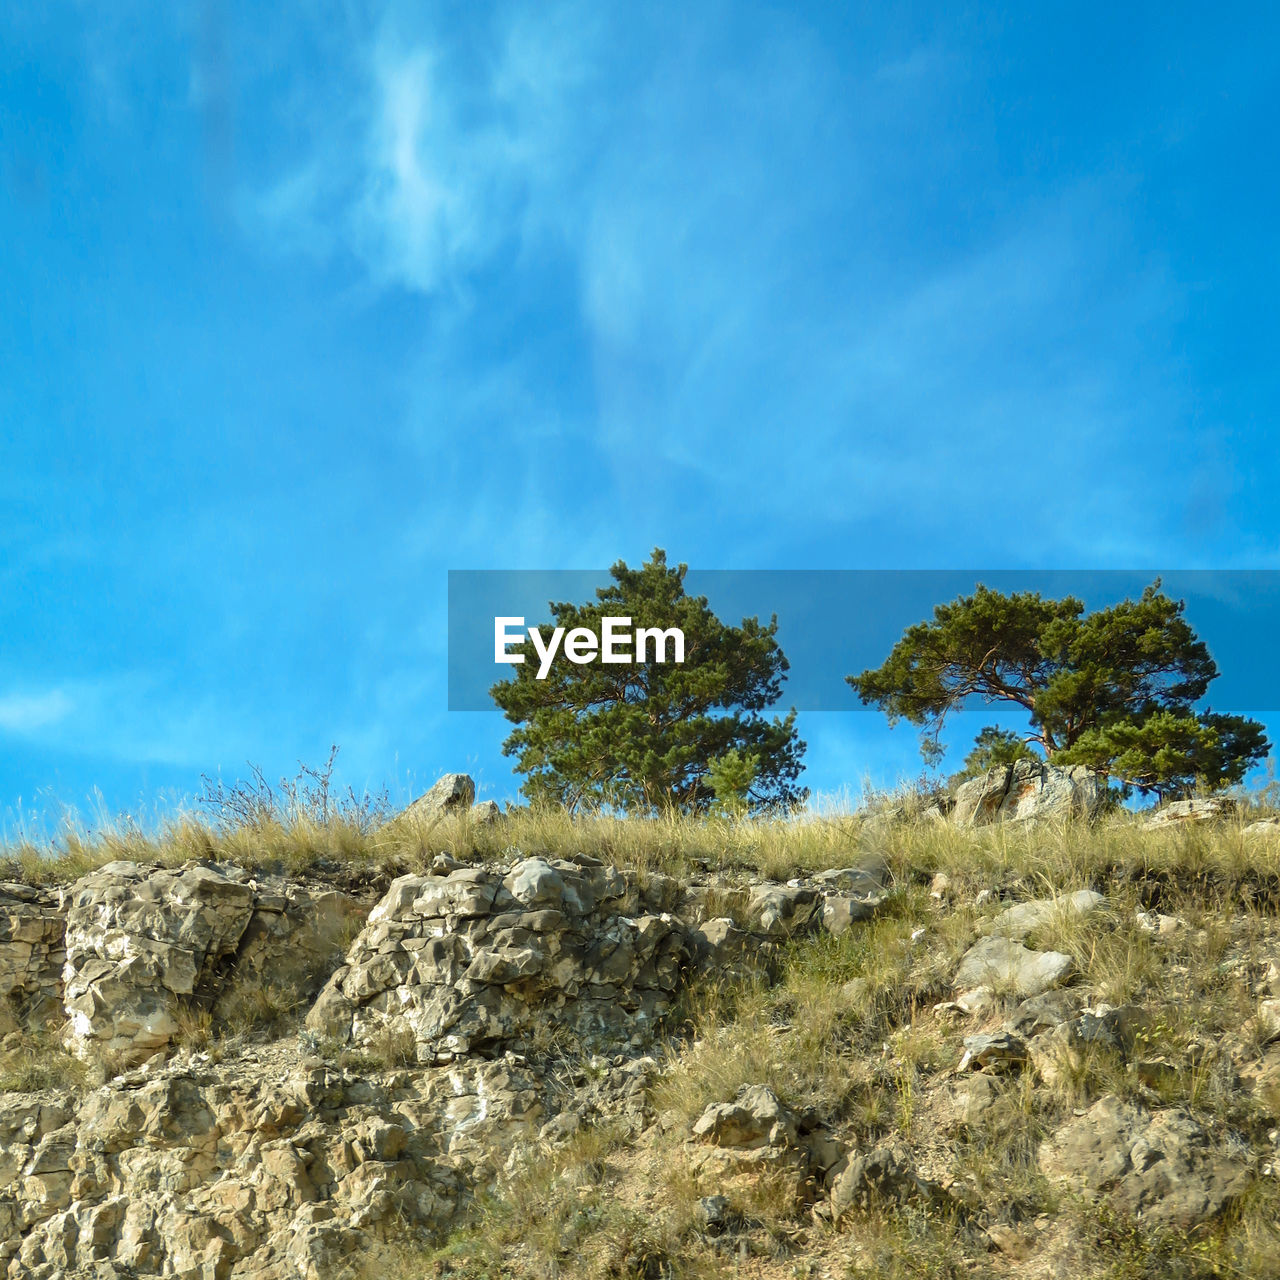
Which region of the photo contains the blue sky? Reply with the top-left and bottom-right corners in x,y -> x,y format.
2,2 -> 1279,831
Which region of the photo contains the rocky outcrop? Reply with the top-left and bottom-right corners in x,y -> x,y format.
1040,1095 -> 1252,1226
306,858 -> 692,1063
1,833 -> 1272,1277
0,886 -> 65,1037
397,774 -> 476,825
61,863 -> 361,1065
952,760 -> 1103,826
62,863 -> 256,1063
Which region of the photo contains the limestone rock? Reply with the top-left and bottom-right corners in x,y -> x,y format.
399,774 -> 476,824
470,800 -> 503,825
0,885 -> 65,1036
953,936 -> 1074,998
212,883 -> 363,1026
747,886 -> 820,938
1145,797 -> 1236,829
820,895 -> 881,936
987,889 -> 1104,939
307,858 -> 690,1063
1244,817 -> 1280,839
830,1143 -> 930,1220
952,761 -> 1103,826
1040,1094 -> 1252,1226
690,1084 -> 841,1183
62,863 -> 256,1063
692,1084 -> 796,1151
811,855 -> 889,898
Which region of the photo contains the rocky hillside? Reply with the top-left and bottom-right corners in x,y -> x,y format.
2,779 -> 1280,1279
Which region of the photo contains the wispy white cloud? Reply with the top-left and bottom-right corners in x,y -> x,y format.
0,689 -> 75,734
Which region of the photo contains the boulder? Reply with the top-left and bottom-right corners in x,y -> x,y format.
398,774 -> 476,824
1244,817 -> 1280,839
690,1084 -> 842,1182
953,935 -> 1074,999
952,760 -> 1103,826
1040,1094 -> 1252,1226
829,1144 -> 932,1220
692,1084 -> 796,1151
987,889 -> 1105,939
1145,797 -> 1236,828
470,800 -> 503,825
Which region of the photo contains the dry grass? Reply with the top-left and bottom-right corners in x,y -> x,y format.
7,790 -> 1280,898
0,1025 -> 89,1094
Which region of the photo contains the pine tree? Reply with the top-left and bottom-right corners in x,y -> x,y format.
492,550 -> 807,813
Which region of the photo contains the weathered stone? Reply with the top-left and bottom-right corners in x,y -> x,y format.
1244,817 -> 1280,839
957,1031 -> 1029,1073
212,884 -> 363,1026
470,800 -> 503,825
692,1084 -> 796,1151
309,859 -> 690,1064
820,895 -> 881,936
62,863 -> 256,1063
811,855 -> 889,897
1007,990 -> 1083,1037
1145,797 -> 1236,828
952,761 -> 1103,826
747,886 -> 820,938
953,936 -> 1074,998
398,774 -> 476,824
1040,1095 -> 1252,1226
0,886 -> 65,1036
830,1144 -> 929,1220
987,889 -> 1104,939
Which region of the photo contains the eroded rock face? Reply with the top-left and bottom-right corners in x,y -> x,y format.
952,761 -> 1103,826
690,1085 -> 844,1186
0,1052 -> 466,1279
62,863 -> 256,1062
0,886 -> 65,1037
1040,1095 -> 1252,1226
307,858 -> 692,1063
61,864 -> 362,1066
212,884 -> 365,1027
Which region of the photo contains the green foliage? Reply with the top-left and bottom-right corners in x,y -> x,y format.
705,747 -> 760,817
490,549 -> 807,814
848,581 -> 1268,798
951,726 -> 1041,784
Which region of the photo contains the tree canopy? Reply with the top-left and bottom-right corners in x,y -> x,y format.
848,581 -> 1268,797
491,549 -> 807,813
